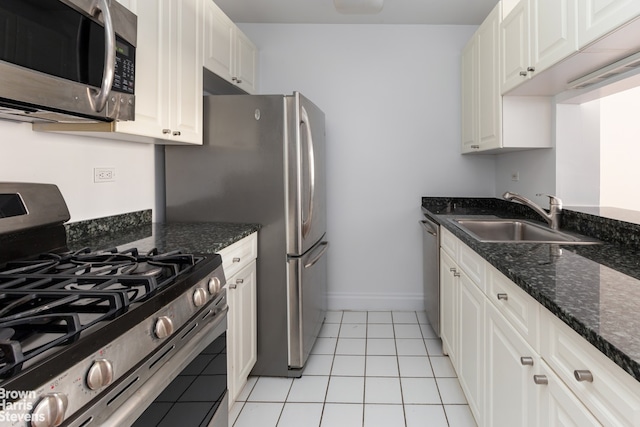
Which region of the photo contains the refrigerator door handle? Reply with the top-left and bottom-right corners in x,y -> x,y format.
304,241 -> 329,269
300,105 -> 315,239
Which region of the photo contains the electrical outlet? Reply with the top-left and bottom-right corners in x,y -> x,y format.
511,172 -> 520,182
94,167 -> 116,183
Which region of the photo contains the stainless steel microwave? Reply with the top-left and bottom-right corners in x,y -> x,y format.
0,0 -> 137,123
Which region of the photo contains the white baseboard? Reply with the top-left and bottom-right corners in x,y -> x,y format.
327,291 -> 424,312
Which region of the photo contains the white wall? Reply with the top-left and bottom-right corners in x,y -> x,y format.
240,23 -> 496,310
600,86 -> 640,210
0,121 -> 156,222
556,101 -> 601,206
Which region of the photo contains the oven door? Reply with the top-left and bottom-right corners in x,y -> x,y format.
94,306 -> 228,427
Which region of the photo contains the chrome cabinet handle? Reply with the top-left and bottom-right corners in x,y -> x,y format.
162,129 -> 171,134
520,357 -> 534,366
527,66 -> 536,72
229,284 -> 237,289
497,293 -> 508,300
236,279 -> 244,284
233,257 -> 241,263
88,0 -> 116,113
519,70 -> 528,76
470,144 -> 480,149
173,131 -> 181,136
453,272 -> 461,277
574,370 -> 594,382
236,79 -> 242,83
533,375 -> 548,385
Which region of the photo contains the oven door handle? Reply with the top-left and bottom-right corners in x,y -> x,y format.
88,0 -> 116,113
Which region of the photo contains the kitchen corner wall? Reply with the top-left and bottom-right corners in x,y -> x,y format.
239,23 -> 496,311
0,120 -> 156,223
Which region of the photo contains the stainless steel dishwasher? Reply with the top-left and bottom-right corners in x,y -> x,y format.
420,215 -> 440,336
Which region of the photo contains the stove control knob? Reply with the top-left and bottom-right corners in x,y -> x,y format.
86,359 -> 114,390
208,276 -> 222,295
31,393 -> 68,427
193,287 -> 208,307
154,316 -> 174,339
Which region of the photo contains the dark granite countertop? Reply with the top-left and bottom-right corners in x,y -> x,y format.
65,210 -> 261,255
422,197 -> 640,383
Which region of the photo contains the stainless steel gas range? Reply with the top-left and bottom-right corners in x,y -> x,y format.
0,183 -> 228,427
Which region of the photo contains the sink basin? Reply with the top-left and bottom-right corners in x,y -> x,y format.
452,219 -> 601,245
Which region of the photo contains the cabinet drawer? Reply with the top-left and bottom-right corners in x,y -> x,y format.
440,227 -> 458,259
458,241 -> 485,291
486,266 -> 539,351
541,309 -> 640,427
218,233 -> 258,279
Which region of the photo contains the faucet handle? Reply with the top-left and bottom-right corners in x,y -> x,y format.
536,194 -> 562,208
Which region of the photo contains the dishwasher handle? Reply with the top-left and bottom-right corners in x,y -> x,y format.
420,220 -> 438,237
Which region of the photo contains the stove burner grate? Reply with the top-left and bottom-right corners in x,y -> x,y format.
0,247 -> 204,379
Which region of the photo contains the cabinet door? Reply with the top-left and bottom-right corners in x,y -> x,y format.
458,272 -> 485,424
578,0 -> 640,49
115,0 -> 169,139
477,3 -> 501,150
537,361 -> 602,427
531,0 -> 577,74
501,0 -> 530,94
440,250 -> 458,367
170,0 -> 202,143
486,301 -> 538,427
234,29 -> 258,94
227,260 -> 257,403
461,37 -> 478,153
204,0 -> 234,81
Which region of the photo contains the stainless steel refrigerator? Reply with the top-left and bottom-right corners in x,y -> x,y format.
164,92 -> 328,377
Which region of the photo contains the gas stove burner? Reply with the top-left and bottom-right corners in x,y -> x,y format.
0,246 -> 208,379
0,313 -> 83,379
0,289 -> 127,378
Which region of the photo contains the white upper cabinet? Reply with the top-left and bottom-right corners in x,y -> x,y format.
501,0 -> 530,94
500,0 -> 640,96
501,0 -> 578,94
461,37 -> 477,152
116,0 -> 203,144
461,3 -> 502,153
461,2 -> 552,154
204,0 -> 258,94
578,0 -> 640,49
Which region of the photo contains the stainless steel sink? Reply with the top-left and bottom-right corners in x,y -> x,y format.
452,219 -> 601,244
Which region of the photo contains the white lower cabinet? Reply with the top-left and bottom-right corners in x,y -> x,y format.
440,250 -> 459,367
537,360 -> 602,427
458,271 -> 486,422
226,260 -> 257,404
486,301 -> 538,427
440,227 -> 640,427
217,233 -> 258,407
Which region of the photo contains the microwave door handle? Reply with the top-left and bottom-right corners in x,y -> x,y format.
300,105 -> 315,238
88,0 -> 116,113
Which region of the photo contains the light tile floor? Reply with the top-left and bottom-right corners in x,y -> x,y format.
229,311 -> 478,427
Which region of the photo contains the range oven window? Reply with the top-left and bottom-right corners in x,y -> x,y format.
0,0 -> 135,93
133,332 -> 228,427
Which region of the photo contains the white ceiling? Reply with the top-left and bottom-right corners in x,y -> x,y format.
212,0 -> 500,25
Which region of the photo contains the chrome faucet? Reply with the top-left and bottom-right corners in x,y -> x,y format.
502,192 -> 563,230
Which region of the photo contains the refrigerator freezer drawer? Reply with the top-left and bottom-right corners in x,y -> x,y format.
287,240 -> 329,374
